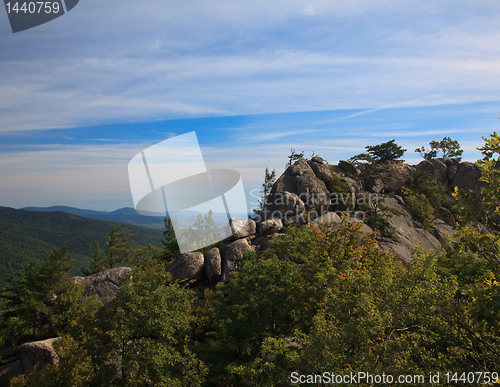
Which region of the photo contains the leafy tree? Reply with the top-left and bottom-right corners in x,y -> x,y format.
1,247 -> 73,337
97,259 -> 207,386
252,167 -> 276,219
351,140 -> 406,165
416,136 -> 464,161
10,335 -> 94,387
454,132 -> 500,229
178,210 -> 224,253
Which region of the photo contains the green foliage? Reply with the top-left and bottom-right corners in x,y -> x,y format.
96,260 -> 207,386
10,336 -> 94,387
0,207 -> 163,287
252,167 -> 276,219
351,139 -> 406,165
177,210 -> 225,254
400,187 -> 435,231
80,224 -> 136,275
416,136 -> 464,161
160,216 -> 181,263
1,247 -> 73,337
454,132 -> 500,229
366,212 -> 394,237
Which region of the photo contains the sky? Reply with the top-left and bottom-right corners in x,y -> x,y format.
1,0 -> 500,212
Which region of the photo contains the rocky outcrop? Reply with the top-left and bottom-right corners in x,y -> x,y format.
450,162 -> 484,191
0,360 -> 22,384
204,248 -> 222,284
262,160 -> 329,223
416,159 -> 484,193
338,160 -> 360,176
20,338 -> 60,374
376,197 -> 441,263
73,267 -> 131,305
168,252 -> 204,281
258,218 -> 283,235
380,164 -> 414,192
221,239 -> 256,283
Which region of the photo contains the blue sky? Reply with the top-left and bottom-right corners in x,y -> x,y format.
1,1 -> 499,211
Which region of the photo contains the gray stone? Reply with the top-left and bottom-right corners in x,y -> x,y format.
331,165 -> 346,177
168,252 -> 204,281
20,337 -> 60,374
343,176 -> 361,202
73,267 -> 131,305
311,156 -> 324,164
204,248 -> 221,284
377,197 -> 441,263
447,165 -> 458,182
229,218 -> 256,240
380,164 -> 413,192
0,360 -> 22,383
394,195 -> 405,205
311,212 -> 342,225
416,159 -> 448,185
221,239 -> 255,283
338,160 -> 360,176
368,178 -> 385,194
308,160 -> 333,182
258,218 -> 283,235
450,162 -> 484,191
262,160 -> 329,222
432,219 -> 458,243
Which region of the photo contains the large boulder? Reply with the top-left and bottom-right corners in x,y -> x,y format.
262,160 -> 330,222
416,159 -> 448,185
450,162 -> 484,191
20,337 -> 60,374
204,248 -> 222,284
380,164 -> 413,192
229,218 -> 256,240
73,267 -> 131,305
308,159 -> 334,182
311,211 -> 342,226
0,360 -> 22,384
338,160 -> 360,176
168,252 -> 204,281
221,239 -> 255,283
258,218 -> 283,235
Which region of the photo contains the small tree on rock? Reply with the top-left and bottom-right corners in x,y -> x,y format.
350,140 -> 406,165
416,136 -> 463,161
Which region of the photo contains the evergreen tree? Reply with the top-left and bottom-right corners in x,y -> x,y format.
81,224 -> 135,275
285,147 -> 305,169
1,247 -> 73,337
160,216 -> 181,263
252,167 -> 276,219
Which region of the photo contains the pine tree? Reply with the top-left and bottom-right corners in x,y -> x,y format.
161,216 -> 180,263
1,247 -> 73,337
252,167 -> 276,219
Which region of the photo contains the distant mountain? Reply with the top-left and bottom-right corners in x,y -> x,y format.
0,207 -> 164,288
22,206 -> 250,229
22,206 -> 166,229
